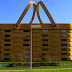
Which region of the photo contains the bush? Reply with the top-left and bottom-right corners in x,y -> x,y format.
32,62 -> 60,67
4,62 -> 60,67
8,63 -> 16,67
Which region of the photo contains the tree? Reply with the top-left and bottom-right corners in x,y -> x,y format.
43,54 -> 52,63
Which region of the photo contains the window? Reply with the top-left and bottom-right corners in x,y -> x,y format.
5,35 -> 10,37
0,51 -> 1,53
61,44 -> 67,46
61,34 -> 67,37
5,30 -> 10,32
61,48 -> 67,51
24,44 -> 29,46
4,49 -> 10,51
42,58 -> 45,61
61,39 -> 67,41
61,58 -> 67,60
24,39 -> 29,41
42,53 -> 48,56
42,44 -> 48,46
5,44 -> 10,46
42,35 -> 48,37
42,30 -> 48,32
61,30 -> 67,32
4,53 -> 10,56
5,39 -> 10,41
4,58 -> 10,61
42,48 -> 48,51
61,53 -> 67,55
42,39 -> 48,41
24,30 -> 29,32
24,34 -> 29,37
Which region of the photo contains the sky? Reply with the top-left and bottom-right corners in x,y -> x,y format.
0,0 -> 72,24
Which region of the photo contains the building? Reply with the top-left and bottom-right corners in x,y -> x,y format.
0,1 -> 72,62
0,24 -> 72,62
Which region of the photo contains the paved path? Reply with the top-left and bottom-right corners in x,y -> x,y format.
0,68 -> 72,72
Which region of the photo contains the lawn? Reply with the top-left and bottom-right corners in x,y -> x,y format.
4,70 -> 72,72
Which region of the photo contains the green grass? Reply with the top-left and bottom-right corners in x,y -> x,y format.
0,65 -> 72,70
7,70 -> 72,72
0,67 -> 29,70
0,66 -> 72,70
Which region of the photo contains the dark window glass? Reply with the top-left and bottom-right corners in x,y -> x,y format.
4,49 -> 10,51
24,34 -> 29,37
61,53 -> 67,55
5,35 -> 10,37
42,35 -> 48,37
0,51 -> 1,53
5,39 -> 10,41
42,53 -> 48,56
4,53 -> 10,56
4,58 -> 10,61
61,44 -> 67,46
24,30 -> 29,32
42,39 -> 48,41
5,30 -> 10,32
5,44 -> 10,46
42,30 -> 48,32
24,44 -> 29,46
42,58 -> 45,61
61,39 -> 67,41
42,44 -> 48,46
61,48 -> 67,51
61,30 -> 67,32
61,34 -> 67,37
61,58 -> 67,60
24,39 -> 29,41
42,48 -> 48,51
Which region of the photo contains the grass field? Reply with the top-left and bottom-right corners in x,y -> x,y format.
10,70 -> 72,72
0,65 -> 72,70
1,70 -> 72,72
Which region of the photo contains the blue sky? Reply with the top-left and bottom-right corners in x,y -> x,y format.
0,0 -> 72,24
